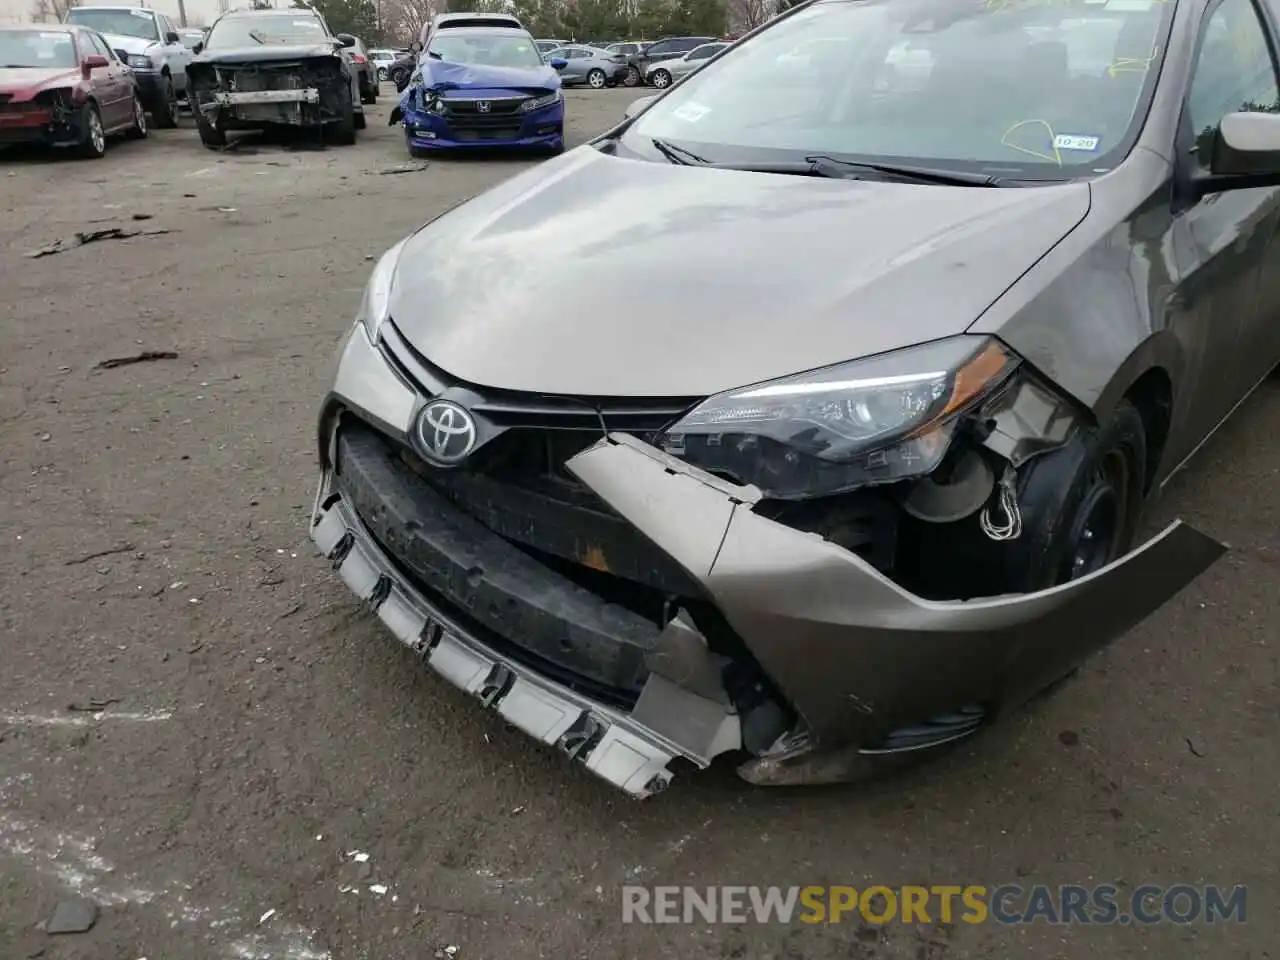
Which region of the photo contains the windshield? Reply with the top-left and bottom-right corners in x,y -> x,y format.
428,32 -> 543,68
0,29 -> 78,68
624,0 -> 1175,178
206,15 -> 328,48
65,8 -> 158,41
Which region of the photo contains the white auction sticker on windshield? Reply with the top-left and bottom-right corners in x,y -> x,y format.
129,8 -> 151,16
672,102 -> 709,123
1054,134 -> 1101,151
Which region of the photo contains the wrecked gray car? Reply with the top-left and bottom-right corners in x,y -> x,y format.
309,0 -> 1280,795
187,8 -> 363,149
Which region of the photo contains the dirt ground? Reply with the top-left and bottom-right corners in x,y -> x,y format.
0,85 -> 1276,960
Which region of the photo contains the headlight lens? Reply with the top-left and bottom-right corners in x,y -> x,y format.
127,55 -> 153,69
658,336 -> 1018,499
521,90 -> 562,112
355,238 -> 407,340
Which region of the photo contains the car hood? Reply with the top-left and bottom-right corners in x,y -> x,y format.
387,150 -> 1090,397
416,57 -> 560,92
0,66 -> 81,97
192,44 -> 341,65
99,33 -> 158,56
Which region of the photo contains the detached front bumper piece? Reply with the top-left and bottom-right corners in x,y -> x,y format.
566,436 -> 1225,761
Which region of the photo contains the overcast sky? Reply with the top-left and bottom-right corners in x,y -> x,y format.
0,0 -> 292,27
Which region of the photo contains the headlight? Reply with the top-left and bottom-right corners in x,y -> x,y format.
658,336 -> 1019,499
128,55 -> 154,69
355,238 -> 407,340
521,90 -> 562,112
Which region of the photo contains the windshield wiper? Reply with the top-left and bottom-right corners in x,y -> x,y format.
805,156 -> 1000,186
650,137 -> 709,166
247,29 -> 267,44
702,155 -> 1001,186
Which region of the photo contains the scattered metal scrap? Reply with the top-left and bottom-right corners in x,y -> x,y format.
94,351 -> 179,370
63,542 -> 137,566
67,698 -> 122,712
377,162 -> 429,175
46,898 -> 98,934
26,225 -> 174,258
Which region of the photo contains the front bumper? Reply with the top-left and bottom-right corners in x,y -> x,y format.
311,481 -> 739,798
401,100 -> 564,149
132,70 -> 162,101
315,323 -> 1226,794
0,104 -> 86,146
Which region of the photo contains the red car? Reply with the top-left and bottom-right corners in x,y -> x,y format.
0,24 -> 147,159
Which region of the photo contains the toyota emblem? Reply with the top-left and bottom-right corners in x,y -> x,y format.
416,399 -> 478,465
476,100 -> 491,113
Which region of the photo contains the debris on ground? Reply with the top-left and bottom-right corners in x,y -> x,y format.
377,163 -> 429,175
28,227 -> 173,258
94,351 -> 179,370
1058,730 -> 1080,747
131,213 -> 153,221
67,698 -> 121,712
259,908 -> 276,924
369,884 -> 388,896
64,543 -> 137,566
46,898 -> 98,934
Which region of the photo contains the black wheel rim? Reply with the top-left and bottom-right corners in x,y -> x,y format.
1061,451 -> 1129,582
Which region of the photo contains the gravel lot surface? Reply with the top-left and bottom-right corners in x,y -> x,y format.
0,85 -> 1276,960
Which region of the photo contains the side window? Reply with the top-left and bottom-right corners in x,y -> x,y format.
1187,0 -> 1280,157
88,32 -> 111,59
649,41 -> 672,57
688,45 -> 714,60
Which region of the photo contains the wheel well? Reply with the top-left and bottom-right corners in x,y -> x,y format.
161,65 -> 170,76
1123,367 -> 1172,492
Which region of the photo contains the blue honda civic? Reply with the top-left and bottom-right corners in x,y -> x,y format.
391,27 -> 566,155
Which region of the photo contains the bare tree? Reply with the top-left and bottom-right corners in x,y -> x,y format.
29,0 -> 79,22
725,0 -> 770,33
379,0 -> 442,43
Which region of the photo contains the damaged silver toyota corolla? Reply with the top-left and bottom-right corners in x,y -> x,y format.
310,0 -> 1280,795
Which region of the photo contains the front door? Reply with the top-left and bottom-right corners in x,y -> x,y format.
1166,0 -> 1280,466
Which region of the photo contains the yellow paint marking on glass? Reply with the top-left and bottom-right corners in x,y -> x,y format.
1106,46 -> 1159,76
1001,119 -> 1064,164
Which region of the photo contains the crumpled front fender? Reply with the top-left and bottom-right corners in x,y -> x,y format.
567,434 -> 1226,748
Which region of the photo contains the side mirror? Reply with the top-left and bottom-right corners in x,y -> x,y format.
192,41 -> 203,54
623,94 -> 656,119
550,57 -> 567,69
410,40 -> 423,53
83,54 -> 109,70
1194,111 -> 1280,198
1210,111 -> 1280,175
166,30 -> 181,43
335,33 -> 356,48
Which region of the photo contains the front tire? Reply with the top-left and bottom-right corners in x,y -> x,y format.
152,74 -> 179,128
586,68 -> 606,89
651,69 -> 672,88
1000,399 -> 1147,593
623,65 -> 640,87
331,94 -> 357,145
377,67 -> 388,81
195,110 -> 226,149
77,103 -> 106,159
126,93 -> 148,140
